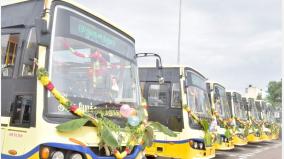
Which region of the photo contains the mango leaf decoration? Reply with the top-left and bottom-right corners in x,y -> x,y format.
148,122 -> 177,137
225,128 -> 232,138
142,126 -> 154,148
244,126 -> 249,137
100,124 -> 119,148
199,119 -> 212,146
56,118 -> 89,132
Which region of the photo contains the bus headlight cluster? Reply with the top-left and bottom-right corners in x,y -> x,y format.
221,136 -> 229,143
255,132 -> 260,137
40,146 -> 84,159
51,151 -> 64,159
237,134 -> 244,139
70,153 -> 83,159
189,140 -> 205,150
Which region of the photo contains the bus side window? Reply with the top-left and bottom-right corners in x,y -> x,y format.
148,84 -> 170,107
20,28 -> 37,76
1,34 -> 20,77
10,95 -> 32,127
171,83 -> 181,108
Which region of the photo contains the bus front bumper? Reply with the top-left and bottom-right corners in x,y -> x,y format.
261,134 -> 272,141
232,135 -> 248,146
191,146 -> 215,159
247,134 -> 263,143
214,141 -> 234,150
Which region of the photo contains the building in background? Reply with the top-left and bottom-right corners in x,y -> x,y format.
245,85 -> 265,99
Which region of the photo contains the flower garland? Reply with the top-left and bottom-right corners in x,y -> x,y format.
37,68 -> 176,159
62,40 -> 128,70
37,68 -> 131,158
183,105 -> 213,146
211,107 -> 233,138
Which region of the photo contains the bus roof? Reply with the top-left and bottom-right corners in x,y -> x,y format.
139,65 -> 207,80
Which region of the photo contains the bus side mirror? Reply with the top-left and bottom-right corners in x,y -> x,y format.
135,53 -> 164,84
35,18 -> 50,46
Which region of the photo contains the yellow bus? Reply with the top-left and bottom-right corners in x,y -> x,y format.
255,100 -> 272,141
206,82 -> 234,150
243,98 -> 263,143
139,66 -> 215,159
267,106 -> 281,140
1,0 -> 150,158
226,91 -> 248,146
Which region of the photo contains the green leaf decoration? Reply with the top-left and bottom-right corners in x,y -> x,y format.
142,126 -> 154,148
56,118 -> 89,132
204,132 -> 212,147
225,128 -> 232,138
199,119 -> 212,146
100,124 -> 119,148
36,68 -> 48,79
199,119 -> 209,132
244,126 -> 249,137
148,122 -> 177,137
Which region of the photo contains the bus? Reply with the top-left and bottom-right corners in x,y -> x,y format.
139,66 -> 215,159
243,98 -> 263,143
226,91 -> 248,146
206,82 -> 234,150
1,0 -> 148,158
266,106 -> 281,140
256,100 -> 272,141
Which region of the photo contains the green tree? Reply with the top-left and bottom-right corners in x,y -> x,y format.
266,80 -> 282,108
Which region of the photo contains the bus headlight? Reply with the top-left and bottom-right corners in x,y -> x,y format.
193,142 -> 198,149
70,153 -> 83,159
225,138 -> 228,142
199,143 -> 204,149
51,151 -> 64,159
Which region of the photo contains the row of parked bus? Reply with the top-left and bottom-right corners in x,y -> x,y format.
1,1 -> 280,159
139,66 -> 281,159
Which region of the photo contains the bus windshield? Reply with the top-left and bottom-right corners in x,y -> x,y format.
213,84 -> 231,119
249,99 -> 261,121
233,93 -> 247,120
186,71 -> 211,117
47,5 -> 139,120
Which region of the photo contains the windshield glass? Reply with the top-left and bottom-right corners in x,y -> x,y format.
186,71 -> 211,117
47,5 -> 139,120
249,99 -> 261,121
233,92 -> 247,120
213,84 -> 231,119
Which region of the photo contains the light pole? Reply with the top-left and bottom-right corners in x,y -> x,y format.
177,0 -> 182,64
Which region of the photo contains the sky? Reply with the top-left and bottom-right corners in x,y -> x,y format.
74,0 -> 282,95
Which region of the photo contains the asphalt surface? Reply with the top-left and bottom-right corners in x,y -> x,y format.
215,140 -> 282,159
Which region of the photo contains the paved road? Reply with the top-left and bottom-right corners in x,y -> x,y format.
215,140 -> 282,159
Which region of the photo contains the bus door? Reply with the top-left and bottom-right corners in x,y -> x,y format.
143,81 -> 183,152
1,27 -> 37,154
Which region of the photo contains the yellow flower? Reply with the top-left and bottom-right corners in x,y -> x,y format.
59,97 -> 69,106
114,151 -> 127,159
143,109 -> 148,117
74,108 -> 84,117
40,76 -> 50,86
51,89 -> 62,99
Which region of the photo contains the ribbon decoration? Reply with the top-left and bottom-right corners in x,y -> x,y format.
62,40 -> 129,70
